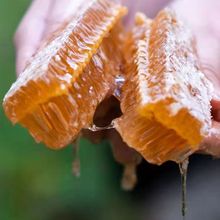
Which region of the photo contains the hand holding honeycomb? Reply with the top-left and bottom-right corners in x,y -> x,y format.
3,1 -> 219,187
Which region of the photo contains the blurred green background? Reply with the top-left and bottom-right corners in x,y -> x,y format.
1,1 -> 220,220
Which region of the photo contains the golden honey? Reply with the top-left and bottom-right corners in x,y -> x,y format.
114,10 -> 212,164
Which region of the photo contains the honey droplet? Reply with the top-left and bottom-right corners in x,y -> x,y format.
179,158 -> 189,219
87,122 -> 114,132
72,135 -> 81,177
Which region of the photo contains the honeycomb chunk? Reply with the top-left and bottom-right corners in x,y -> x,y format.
3,0 -> 127,148
114,10 -> 213,165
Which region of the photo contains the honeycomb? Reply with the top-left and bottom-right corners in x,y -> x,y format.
3,0 -> 127,148
3,3 -> 212,166
114,10 -> 212,164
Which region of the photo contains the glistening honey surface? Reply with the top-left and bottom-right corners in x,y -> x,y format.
114,11 -> 212,165
3,0 -> 127,148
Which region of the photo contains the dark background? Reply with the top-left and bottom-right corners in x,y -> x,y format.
1,1 -> 220,220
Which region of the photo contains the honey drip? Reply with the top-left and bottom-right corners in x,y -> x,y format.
72,135 -> 81,177
113,75 -> 125,100
179,158 -> 189,219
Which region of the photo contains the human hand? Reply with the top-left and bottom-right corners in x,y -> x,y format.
14,0 -> 220,156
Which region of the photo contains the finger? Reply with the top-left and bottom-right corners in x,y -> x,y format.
200,121 -> 220,157
14,0 -> 52,75
42,0 -> 84,40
